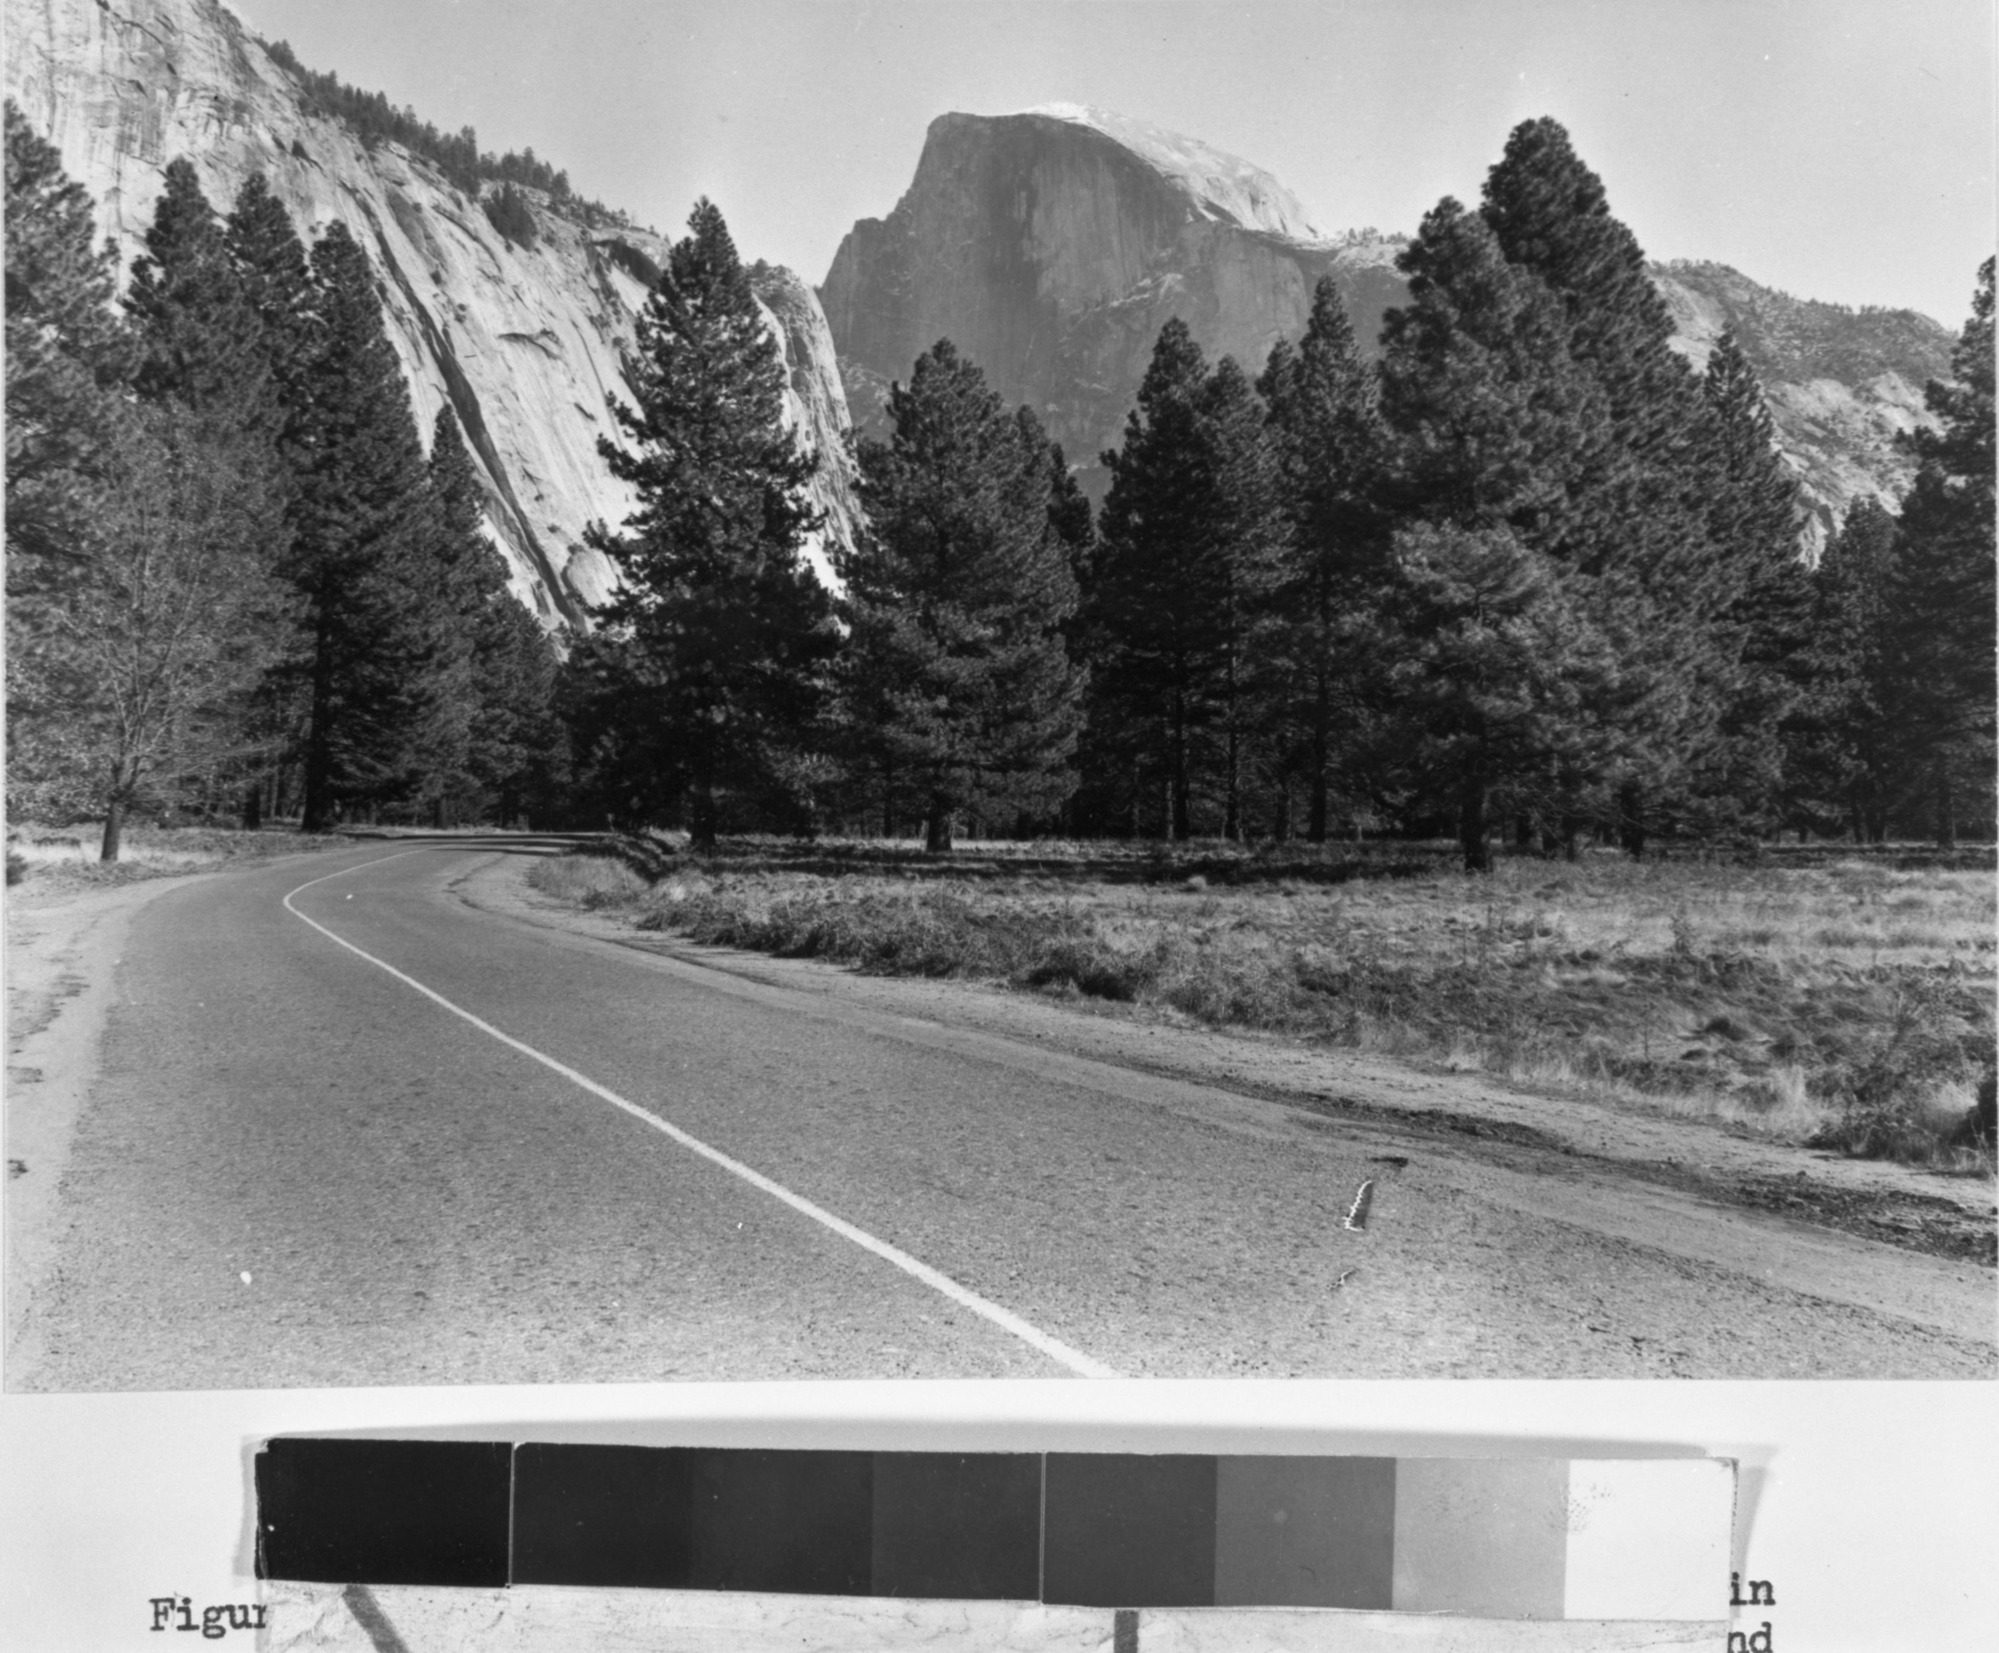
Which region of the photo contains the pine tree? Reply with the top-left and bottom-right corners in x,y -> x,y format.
1091,321 -> 1282,840
1886,257 -> 1996,846
5,103 -> 131,823
410,403 -> 509,821
223,173 -> 320,824
1478,119 -> 1731,851
1697,330 -> 1810,833
425,402 -> 562,824
1376,199 -> 1605,545
225,173 -> 318,418
1376,196 -> 1647,861
1197,354 -> 1288,840
116,161 -> 297,841
837,340 -> 1085,852
127,160 -> 272,415
4,101 -> 130,588
1384,523 -> 1617,872
1258,276 -> 1389,840
1477,117 -> 1709,583
1797,498 -> 1904,841
470,597 -> 564,827
583,197 -> 835,848
286,220 -> 450,829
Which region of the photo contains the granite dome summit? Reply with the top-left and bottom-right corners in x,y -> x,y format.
1021,103 -> 1331,242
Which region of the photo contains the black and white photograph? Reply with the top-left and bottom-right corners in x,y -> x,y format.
2,0 -> 1994,1646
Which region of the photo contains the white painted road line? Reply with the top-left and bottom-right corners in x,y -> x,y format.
283,852 -> 1119,1379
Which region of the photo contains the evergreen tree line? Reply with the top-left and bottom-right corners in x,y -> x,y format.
5,103 -> 561,857
262,38 -> 630,227
565,121 -> 1993,867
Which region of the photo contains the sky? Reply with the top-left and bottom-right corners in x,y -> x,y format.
225,0 -> 1995,327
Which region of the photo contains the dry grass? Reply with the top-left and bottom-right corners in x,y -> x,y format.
527,836 -> 1997,1170
5,821 -> 354,889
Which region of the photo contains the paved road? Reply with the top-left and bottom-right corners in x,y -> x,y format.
9,839 -> 1993,1387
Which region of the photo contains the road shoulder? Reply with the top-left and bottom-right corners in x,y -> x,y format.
4,874 -> 212,1378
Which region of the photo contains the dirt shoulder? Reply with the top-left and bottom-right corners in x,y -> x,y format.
4,846 -> 356,1369
467,856 -> 1997,1270
4,874 -> 211,1362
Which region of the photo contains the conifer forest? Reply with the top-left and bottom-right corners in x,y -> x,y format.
8,104 -> 1991,873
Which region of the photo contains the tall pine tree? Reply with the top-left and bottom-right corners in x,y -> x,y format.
286,220 -> 451,829
4,101 -> 130,588
1375,197 -> 1643,862
223,173 -> 320,824
1258,276 -> 1389,840
5,102 -> 132,822
1091,320 -> 1283,839
1478,119 -> 1733,851
427,402 -> 562,825
1886,256 -> 1996,845
118,160 -> 293,845
582,198 -> 835,848
836,340 -> 1085,851
1797,498 -> 1904,840
1697,330 -> 1810,835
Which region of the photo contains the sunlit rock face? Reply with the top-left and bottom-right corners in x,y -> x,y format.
751,262 -> 862,586
824,107 -> 1953,548
5,0 -> 859,624
820,107 -> 1408,485
1654,261 -> 1952,560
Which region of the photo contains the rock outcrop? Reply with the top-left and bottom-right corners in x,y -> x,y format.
823,108 -> 1954,548
5,0 -> 858,624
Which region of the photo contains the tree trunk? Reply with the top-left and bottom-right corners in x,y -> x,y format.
1459,778 -> 1490,873
1223,724 -> 1240,842
1308,666 -> 1330,843
925,802 -> 954,855
100,793 -> 127,864
300,610 -> 337,833
1618,783 -> 1647,860
689,779 -> 718,853
1170,694 -> 1191,841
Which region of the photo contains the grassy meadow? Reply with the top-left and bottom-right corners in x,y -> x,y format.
528,835 -> 1997,1172
5,822 -> 355,889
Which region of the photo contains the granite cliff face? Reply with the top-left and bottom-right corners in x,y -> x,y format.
4,0 -> 858,622
1654,261 -> 1951,556
820,107 -> 1408,482
824,109 -> 1953,547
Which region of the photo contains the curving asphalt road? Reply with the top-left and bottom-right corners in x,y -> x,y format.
8,838 -> 1993,1388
